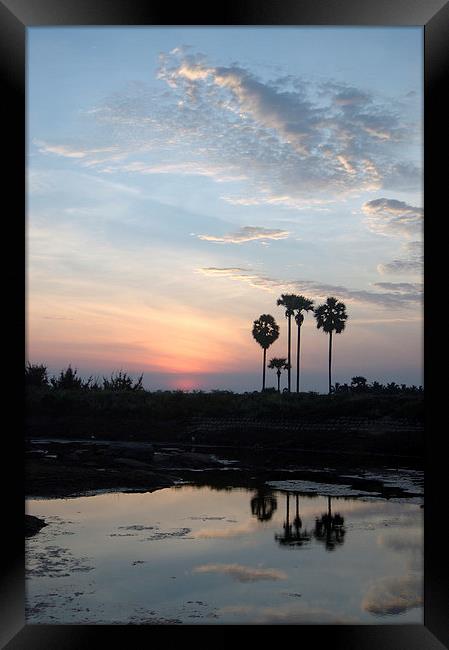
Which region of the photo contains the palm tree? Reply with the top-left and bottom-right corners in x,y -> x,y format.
314,296 -> 348,394
252,314 -> 280,391
276,294 -> 300,392
268,357 -> 289,393
293,296 -> 314,393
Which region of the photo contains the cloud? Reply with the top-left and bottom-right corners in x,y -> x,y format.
362,198 -> 423,238
377,240 -> 423,276
362,575 -> 423,616
197,267 -> 423,310
41,51 -> 421,205
197,225 -> 290,244
362,199 -> 423,277
101,160 -> 247,182
192,563 -> 287,582
372,282 -> 423,294
34,140 -> 120,160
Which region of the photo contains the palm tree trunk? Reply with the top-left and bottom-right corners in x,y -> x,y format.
287,315 -> 291,392
277,370 -> 281,393
262,347 -> 266,391
296,322 -> 301,393
328,330 -> 333,394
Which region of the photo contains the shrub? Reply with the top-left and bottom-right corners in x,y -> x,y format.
25,363 -> 49,388
102,371 -> 144,392
50,366 -> 87,390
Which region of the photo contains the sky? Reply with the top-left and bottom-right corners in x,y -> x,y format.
26,27 -> 424,392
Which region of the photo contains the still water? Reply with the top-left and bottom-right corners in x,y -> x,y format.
26,484 -> 423,625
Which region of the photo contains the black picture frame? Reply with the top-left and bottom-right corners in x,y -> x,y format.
2,0 -> 447,647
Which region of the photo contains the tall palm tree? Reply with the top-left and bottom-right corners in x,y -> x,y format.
268,357 -> 289,393
293,296 -> 314,393
314,296 -> 348,394
276,294 -> 299,392
252,314 -> 279,391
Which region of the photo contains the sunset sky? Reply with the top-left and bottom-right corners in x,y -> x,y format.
26,27 -> 423,392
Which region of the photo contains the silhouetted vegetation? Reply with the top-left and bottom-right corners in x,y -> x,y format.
102,371 -> 144,392
335,376 -> 423,395
276,294 -> 299,393
25,363 -> 49,388
314,297 -> 348,395
25,363 -> 423,457
268,357 -> 289,393
50,366 -> 90,390
293,296 -> 315,393
252,314 -> 280,391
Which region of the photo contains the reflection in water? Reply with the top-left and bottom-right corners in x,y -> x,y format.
275,492 -> 312,547
314,496 -> 346,551
26,485 -> 422,625
250,487 -> 277,522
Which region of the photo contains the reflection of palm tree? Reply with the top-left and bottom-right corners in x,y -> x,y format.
275,492 -> 311,547
268,357 -> 289,393
294,296 -> 314,393
314,297 -> 348,394
250,488 -> 278,522
314,496 -> 346,551
252,314 -> 280,391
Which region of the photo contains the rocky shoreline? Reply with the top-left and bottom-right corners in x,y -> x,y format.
26,438 -> 424,504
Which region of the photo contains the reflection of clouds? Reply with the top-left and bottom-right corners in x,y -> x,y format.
378,529 -> 423,553
378,529 -> 423,572
194,520 -> 259,539
219,602 -> 356,624
192,563 -> 287,582
362,575 -> 423,616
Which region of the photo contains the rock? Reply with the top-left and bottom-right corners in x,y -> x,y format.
25,514 -> 47,537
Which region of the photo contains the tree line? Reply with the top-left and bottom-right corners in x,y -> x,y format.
25,364 -> 144,391
25,362 -> 422,396
252,294 -> 348,394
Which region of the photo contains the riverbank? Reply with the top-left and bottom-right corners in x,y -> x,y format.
26,438 -> 424,502
26,391 -> 424,502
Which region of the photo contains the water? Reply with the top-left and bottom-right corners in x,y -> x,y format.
26,484 -> 423,625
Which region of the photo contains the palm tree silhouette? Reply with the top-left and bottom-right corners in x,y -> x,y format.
314,296 -> 348,394
276,294 -> 300,392
268,357 -> 290,393
252,314 -> 280,391
293,296 -> 314,393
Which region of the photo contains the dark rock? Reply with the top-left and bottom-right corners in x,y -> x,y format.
25,514 -> 47,537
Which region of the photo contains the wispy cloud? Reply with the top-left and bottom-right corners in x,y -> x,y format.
197,267 -> 423,310
198,226 -> 290,244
